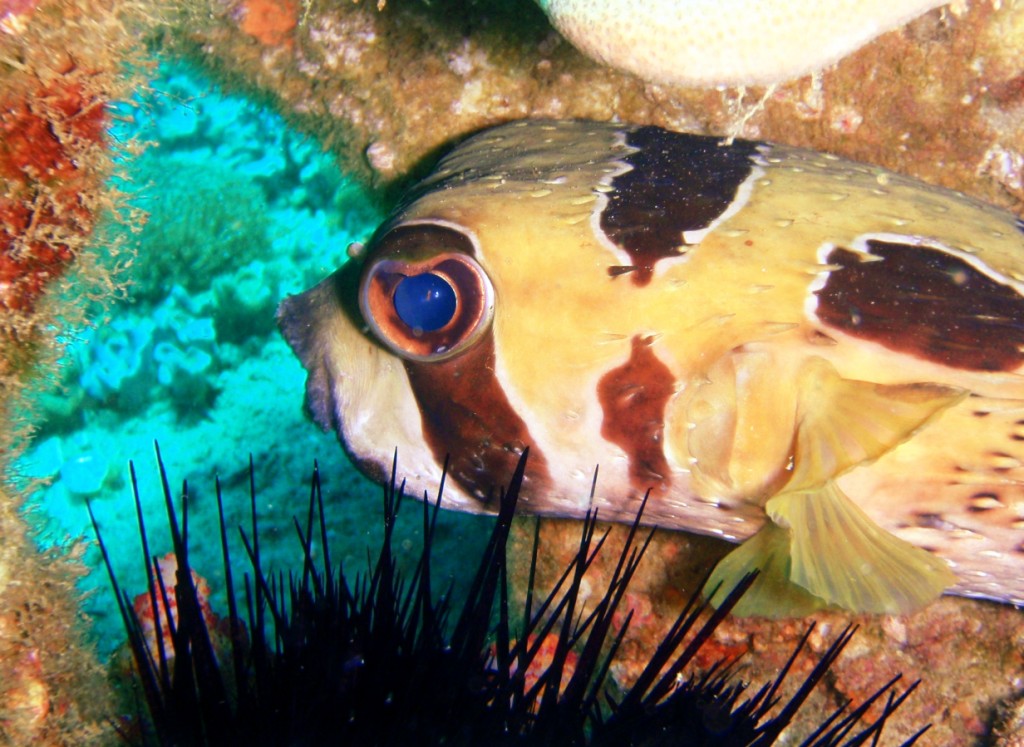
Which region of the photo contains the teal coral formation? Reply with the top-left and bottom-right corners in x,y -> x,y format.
127,153 -> 272,302
112,63 -> 376,305
74,289 -> 217,416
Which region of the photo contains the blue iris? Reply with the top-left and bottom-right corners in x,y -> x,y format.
394,273 -> 457,332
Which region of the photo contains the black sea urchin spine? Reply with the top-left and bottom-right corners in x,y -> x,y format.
89,447 -> 926,746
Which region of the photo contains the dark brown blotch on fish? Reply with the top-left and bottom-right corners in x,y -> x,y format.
814,239 -> 1024,371
403,336 -> 551,506
597,335 -> 675,489
600,127 -> 760,287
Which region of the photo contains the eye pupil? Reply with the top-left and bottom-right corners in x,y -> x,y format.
394,273 -> 457,332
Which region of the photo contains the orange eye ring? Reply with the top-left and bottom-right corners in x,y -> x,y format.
358,224 -> 494,362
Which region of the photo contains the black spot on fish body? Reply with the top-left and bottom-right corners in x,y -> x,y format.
813,238 -> 1024,371
596,335 -> 675,490
402,335 -> 552,505
600,128 -> 760,286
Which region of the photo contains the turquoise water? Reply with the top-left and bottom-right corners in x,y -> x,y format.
14,59 -> 492,656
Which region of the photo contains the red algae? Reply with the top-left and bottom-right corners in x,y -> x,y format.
0,80 -> 106,319
237,0 -> 297,47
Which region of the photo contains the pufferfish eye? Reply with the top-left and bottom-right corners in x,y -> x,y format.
393,273 -> 457,332
358,223 -> 494,362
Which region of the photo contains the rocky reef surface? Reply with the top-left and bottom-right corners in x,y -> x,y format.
0,0 -> 139,741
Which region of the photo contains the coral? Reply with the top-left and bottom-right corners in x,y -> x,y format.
151,296 -> 218,415
59,451 -> 110,497
32,381 -> 87,435
153,341 -> 214,412
534,0 -> 947,87
0,534 -> 117,745
111,60 -> 370,315
507,633 -> 579,701
154,0 -> 1024,219
77,316 -> 156,412
15,58 -> 386,658
0,0 -> 40,35
0,79 -> 107,321
0,644 -> 48,743
74,288 -> 220,417
238,0 -> 298,47
211,259 -> 280,343
993,694 -> 1024,747
126,153 -> 271,303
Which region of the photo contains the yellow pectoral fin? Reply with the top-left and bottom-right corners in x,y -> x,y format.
705,481 -> 955,617
768,481 -> 955,614
703,519 -> 828,618
684,349 -> 798,500
787,358 -> 964,491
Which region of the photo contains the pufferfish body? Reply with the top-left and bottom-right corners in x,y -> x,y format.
279,119 -> 1024,617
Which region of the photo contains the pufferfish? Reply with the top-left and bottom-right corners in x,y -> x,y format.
278,119 -> 1024,617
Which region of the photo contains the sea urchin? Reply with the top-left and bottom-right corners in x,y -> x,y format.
88,448 -> 926,746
